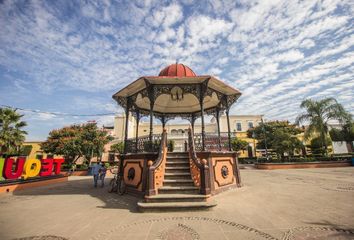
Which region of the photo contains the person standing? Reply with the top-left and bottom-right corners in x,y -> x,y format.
91,161 -> 102,188
100,163 -> 107,188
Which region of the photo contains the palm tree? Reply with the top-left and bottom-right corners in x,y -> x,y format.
296,98 -> 351,156
329,120 -> 354,153
0,108 -> 27,154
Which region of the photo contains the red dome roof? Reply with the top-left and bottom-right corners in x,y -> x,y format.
159,63 -> 196,77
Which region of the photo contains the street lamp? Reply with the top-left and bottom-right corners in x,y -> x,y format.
252,131 -> 256,158
261,118 -> 269,160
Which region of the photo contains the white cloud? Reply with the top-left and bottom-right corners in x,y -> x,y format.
0,0 -> 353,140
146,3 -> 183,28
300,39 -> 315,49
273,50 -> 304,62
185,15 -> 234,54
209,67 -> 222,75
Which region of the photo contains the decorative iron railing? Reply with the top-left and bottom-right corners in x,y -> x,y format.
193,132 -> 236,151
125,134 -> 162,153
125,131 -> 236,153
188,128 -> 211,195
147,130 -> 167,196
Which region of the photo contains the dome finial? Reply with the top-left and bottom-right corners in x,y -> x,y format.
158,63 -> 196,77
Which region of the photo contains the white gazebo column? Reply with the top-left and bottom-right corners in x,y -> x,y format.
216,108 -> 221,151
226,109 -> 231,151
148,85 -> 155,148
223,95 -> 232,151
123,98 -> 131,154
135,111 -> 140,153
199,85 -> 206,151
161,115 -> 166,129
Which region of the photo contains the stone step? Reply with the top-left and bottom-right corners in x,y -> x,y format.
158,186 -> 199,194
137,200 -> 217,212
163,179 -> 195,187
166,157 -> 189,161
164,172 -> 192,180
165,166 -> 190,170
144,194 -> 209,203
166,153 -> 189,158
167,152 -> 188,156
166,162 -> 190,166
165,167 -> 190,173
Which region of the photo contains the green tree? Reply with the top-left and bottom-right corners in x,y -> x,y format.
110,142 -> 124,154
309,136 -> 332,155
230,138 -> 249,153
42,123 -> 112,165
271,129 -> 304,160
41,125 -> 81,164
0,108 -> 27,154
296,98 -> 351,156
248,121 -> 304,160
329,121 -> 354,152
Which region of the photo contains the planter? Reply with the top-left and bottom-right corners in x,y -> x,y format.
255,161 -> 351,170
0,175 -> 68,194
60,170 -> 88,176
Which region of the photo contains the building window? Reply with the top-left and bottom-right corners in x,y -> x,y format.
236,122 -> 242,131
108,153 -> 115,162
248,122 -> 254,129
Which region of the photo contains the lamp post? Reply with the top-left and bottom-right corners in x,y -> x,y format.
252,132 -> 256,158
261,117 -> 269,160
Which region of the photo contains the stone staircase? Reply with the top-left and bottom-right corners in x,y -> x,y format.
138,152 -> 216,212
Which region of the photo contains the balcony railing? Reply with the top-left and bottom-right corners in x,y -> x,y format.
125,134 -> 162,153
125,131 -> 236,153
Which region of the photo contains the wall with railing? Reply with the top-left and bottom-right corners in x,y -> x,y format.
125,131 -> 239,153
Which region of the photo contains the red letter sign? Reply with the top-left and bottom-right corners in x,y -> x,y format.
4,157 -> 25,179
40,159 -> 54,177
53,158 -> 64,175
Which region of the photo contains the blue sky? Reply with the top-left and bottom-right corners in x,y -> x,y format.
0,0 -> 353,141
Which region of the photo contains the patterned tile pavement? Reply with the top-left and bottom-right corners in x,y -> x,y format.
1,167 -> 353,240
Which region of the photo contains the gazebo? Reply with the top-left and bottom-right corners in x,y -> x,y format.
112,63 -> 243,211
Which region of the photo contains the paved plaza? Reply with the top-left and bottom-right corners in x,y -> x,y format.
0,167 -> 353,240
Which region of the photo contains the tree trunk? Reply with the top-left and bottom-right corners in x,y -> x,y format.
72,156 -> 81,165
301,145 -> 307,156
321,132 -> 327,156
346,141 -> 353,153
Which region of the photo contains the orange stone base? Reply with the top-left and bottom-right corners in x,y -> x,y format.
255,161 -> 351,170
0,176 -> 68,194
60,170 -> 88,176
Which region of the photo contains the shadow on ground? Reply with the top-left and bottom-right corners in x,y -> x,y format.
10,177 -> 140,213
280,220 -> 354,240
304,220 -> 354,230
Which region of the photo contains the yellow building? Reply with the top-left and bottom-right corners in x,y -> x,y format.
22,142 -> 61,159
113,114 -> 263,157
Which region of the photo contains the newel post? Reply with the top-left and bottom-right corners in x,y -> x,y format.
147,160 -> 156,196
200,159 -> 211,195
233,152 -> 242,187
